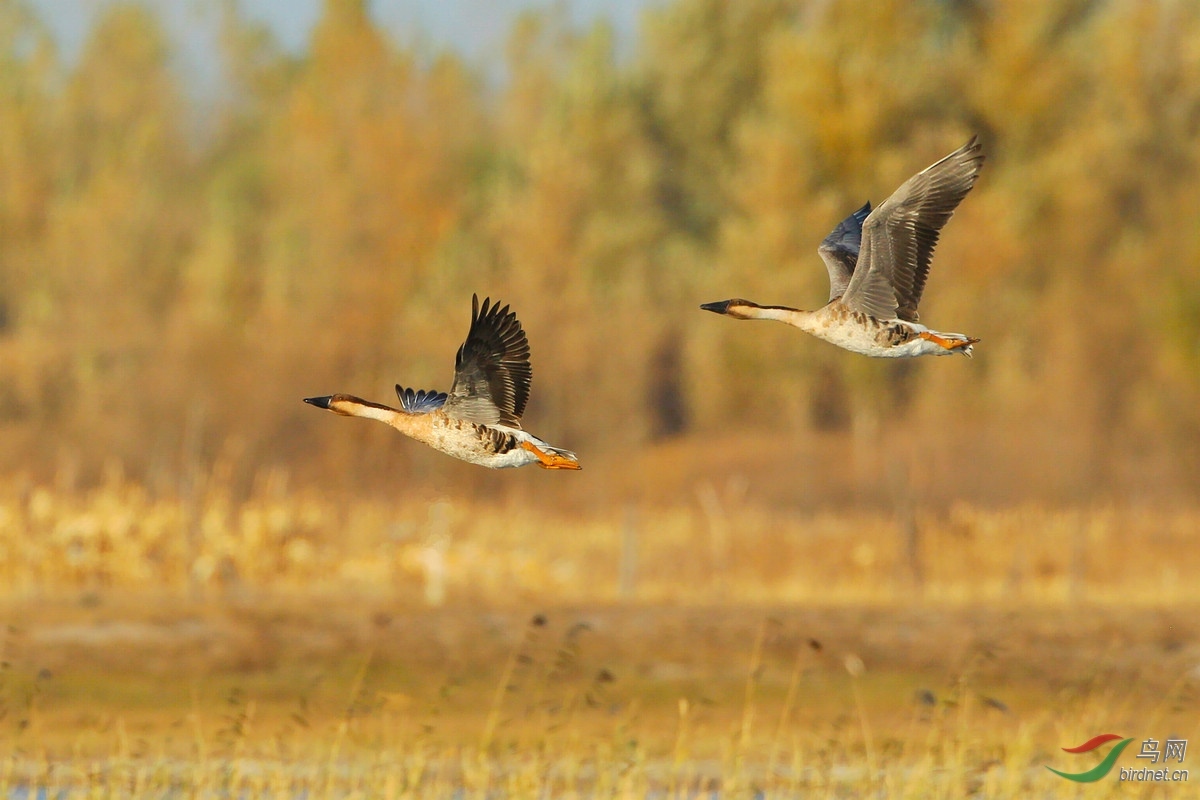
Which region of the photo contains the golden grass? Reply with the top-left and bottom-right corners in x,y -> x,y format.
0,602 -> 1195,798
0,722 -> 1071,799
0,472 -> 1197,606
0,477 -> 1196,796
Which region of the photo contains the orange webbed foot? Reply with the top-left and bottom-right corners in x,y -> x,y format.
520,441 -> 582,470
919,331 -> 980,351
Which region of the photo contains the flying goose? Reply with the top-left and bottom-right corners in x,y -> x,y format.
305,295 -> 580,469
702,137 -> 984,357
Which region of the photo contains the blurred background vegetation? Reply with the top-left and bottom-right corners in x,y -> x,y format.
0,3 -> 1198,793
0,0 -> 1198,516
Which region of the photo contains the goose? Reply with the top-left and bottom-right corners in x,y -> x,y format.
305,295 -> 580,469
702,136 -> 984,357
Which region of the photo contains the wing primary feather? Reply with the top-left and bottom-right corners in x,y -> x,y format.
443,295 -> 533,428
840,137 -> 984,321
395,384 -> 448,414
818,200 -> 873,301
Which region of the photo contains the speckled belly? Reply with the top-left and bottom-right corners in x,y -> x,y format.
425,417 -> 538,468
811,310 -> 919,357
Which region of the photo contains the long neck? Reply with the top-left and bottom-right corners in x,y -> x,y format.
744,304 -> 819,332
336,396 -> 399,424
337,396 -> 436,442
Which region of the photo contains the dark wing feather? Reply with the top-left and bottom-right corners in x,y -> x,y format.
841,137 -> 984,322
443,294 -> 532,428
395,385 -> 448,414
818,201 -> 871,301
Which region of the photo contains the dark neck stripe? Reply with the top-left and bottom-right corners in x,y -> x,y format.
342,396 -> 397,413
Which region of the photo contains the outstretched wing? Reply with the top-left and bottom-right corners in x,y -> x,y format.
818,201 -> 871,301
841,137 -> 984,322
395,385 -> 448,414
443,294 -> 532,428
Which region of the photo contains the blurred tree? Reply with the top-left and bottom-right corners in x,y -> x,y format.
0,0 -> 1192,500
180,0 -> 292,328
35,2 -> 195,472
0,0 -> 56,334
259,0 -> 472,336
639,0 -> 793,242
485,13 -> 675,443
54,3 -> 190,326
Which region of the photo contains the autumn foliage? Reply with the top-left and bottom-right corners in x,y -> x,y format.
0,0 -> 1197,505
